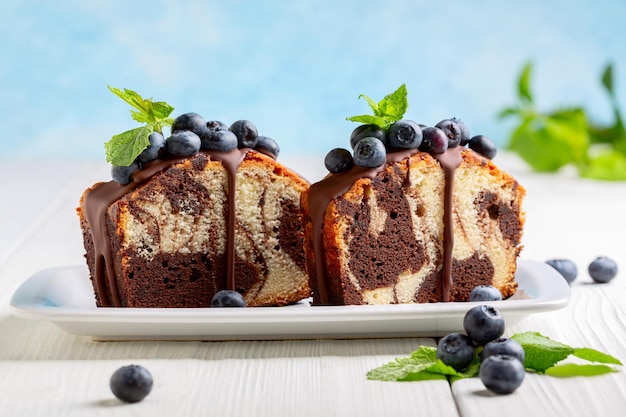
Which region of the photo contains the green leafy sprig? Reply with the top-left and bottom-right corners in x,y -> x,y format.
346,84 -> 408,130
104,86 -> 175,167
367,331 -> 622,382
499,62 -> 626,181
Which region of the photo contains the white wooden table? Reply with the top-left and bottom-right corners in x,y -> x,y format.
1,153 -> 625,416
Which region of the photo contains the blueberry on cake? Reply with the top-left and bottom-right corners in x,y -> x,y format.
301,85 -> 525,305
77,89 -> 310,307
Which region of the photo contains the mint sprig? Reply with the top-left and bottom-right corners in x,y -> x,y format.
499,62 -> 626,181
367,332 -> 622,382
104,86 -> 175,166
346,84 -> 408,130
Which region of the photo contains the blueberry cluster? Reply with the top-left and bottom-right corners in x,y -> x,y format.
437,291 -> 526,395
546,256 -> 619,285
112,113 -> 280,184
324,118 -> 497,174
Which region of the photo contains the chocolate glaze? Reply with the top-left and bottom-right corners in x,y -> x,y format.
83,149 -> 250,307
308,147 -> 464,304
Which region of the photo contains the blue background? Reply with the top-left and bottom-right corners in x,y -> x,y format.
1,0 -> 624,161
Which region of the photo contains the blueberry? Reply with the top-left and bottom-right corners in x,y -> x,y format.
419,127 -> 448,154
166,131 -> 201,157
171,112 -> 207,136
469,285 -> 503,302
207,120 -> 229,133
469,135 -> 497,159
437,333 -> 475,371
353,137 -> 386,168
588,256 -> 618,283
454,118 -> 471,145
545,258 -> 578,284
136,131 -> 166,164
435,118 -> 463,148
479,355 -> 525,395
200,128 -> 238,152
111,162 -> 140,185
350,124 -> 387,149
387,120 -> 423,149
110,365 -> 153,403
211,290 -> 246,307
480,338 -> 525,364
463,304 -> 505,345
230,120 -> 258,148
254,135 -> 280,158
325,148 -> 354,173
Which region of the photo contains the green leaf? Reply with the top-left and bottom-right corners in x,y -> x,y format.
506,109 -> 589,172
346,114 -> 396,130
518,62 -> 534,103
545,363 -> 619,378
377,83 -> 408,121
573,347 -> 623,365
152,101 -> 175,120
348,84 -> 409,130
601,63 -> 614,97
511,332 -> 575,373
358,94 -> 380,116
108,86 -> 148,114
104,125 -> 153,166
579,149 -> 626,181
366,346 -> 442,381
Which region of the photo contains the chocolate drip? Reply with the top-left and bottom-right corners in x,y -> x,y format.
433,147 -> 464,302
309,147 -> 463,304
83,149 -> 249,307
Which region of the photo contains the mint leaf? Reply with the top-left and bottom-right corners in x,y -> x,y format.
518,62 -> 533,103
347,84 -> 409,130
601,63 -> 614,97
573,347 -> 623,365
506,109 -> 589,172
580,150 -> 626,181
511,332 -> 575,373
545,363 -> 619,378
366,345 -> 479,382
105,125 -> 153,166
107,86 -> 175,166
377,83 -> 408,121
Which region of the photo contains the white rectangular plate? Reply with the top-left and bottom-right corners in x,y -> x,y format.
9,259 -> 570,341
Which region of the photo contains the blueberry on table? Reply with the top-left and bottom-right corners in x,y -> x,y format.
469,285 -> 502,302
479,355 -> 525,395
111,162 -> 139,185
171,112 -> 207,136
353,137 -> 386,168
230,120 -> 259,149
588,256 -> 618,283
325,148 -> 354,174
437,333 -> 475,371
136,132 -> 166,164
211,290 -> 247,307
480,337 -> 525,364
435,118 -> 463,148
419,127 -> 448,154
545,258 -> 578,284
387,120 -> 423,149
350,124 -> 387,149
463,305 -> 505,345
110,365 -> 153,403
468,135 -> 497,159
254,136 -> 280,158
166,131 -> 201,157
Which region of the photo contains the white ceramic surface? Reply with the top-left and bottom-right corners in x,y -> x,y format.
9,259 -> 570,341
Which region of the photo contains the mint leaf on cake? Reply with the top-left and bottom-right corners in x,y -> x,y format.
105,86 -> 175,167
347,83 -> 408,130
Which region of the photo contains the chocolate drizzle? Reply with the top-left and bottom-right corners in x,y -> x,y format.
83,149 -> 249,307
308,147 -> 463,304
